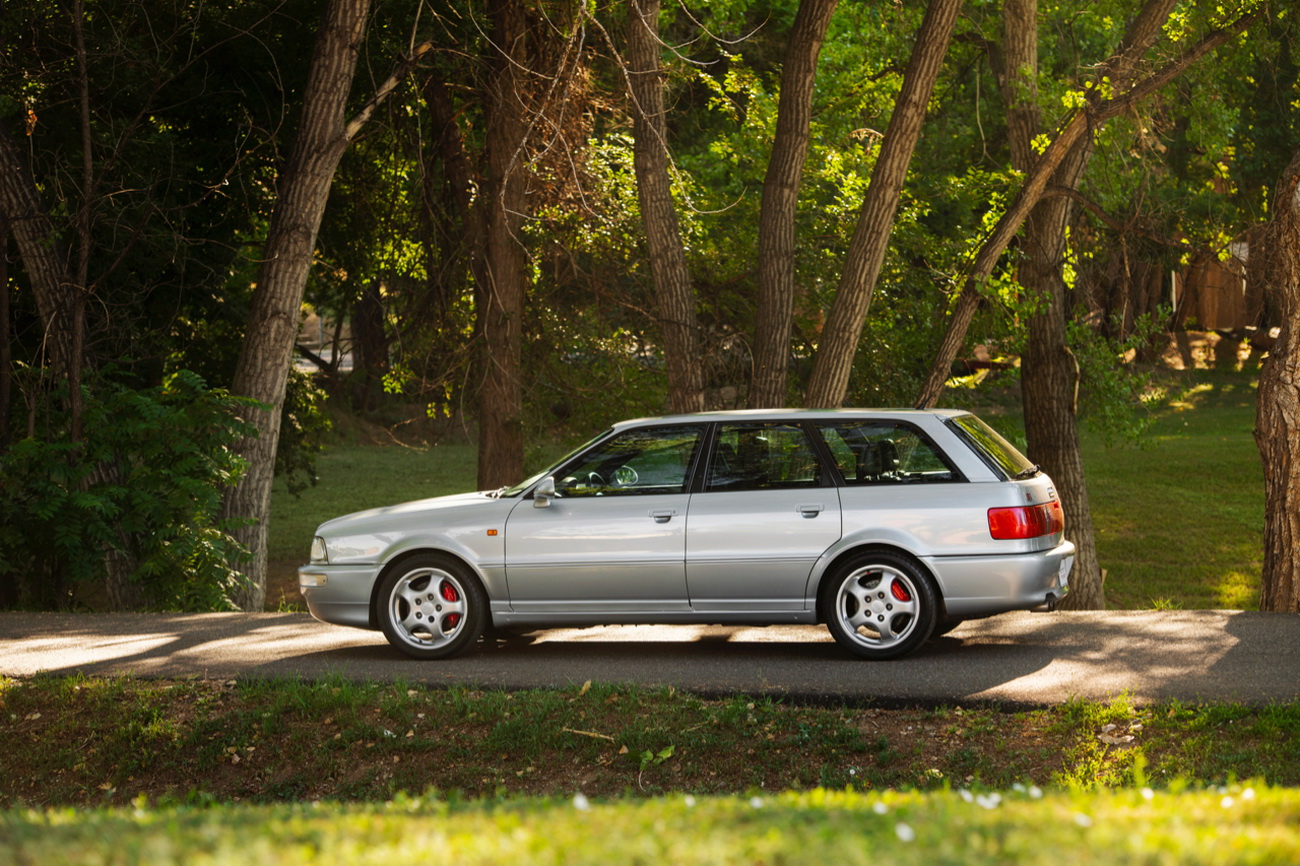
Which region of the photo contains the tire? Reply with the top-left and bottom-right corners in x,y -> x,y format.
821,551 -> 937,660
377,554 -> 486,660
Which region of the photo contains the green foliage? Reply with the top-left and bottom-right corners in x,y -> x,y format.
1066,311 -> 1167,444
274,368 -> 332,497
0,371 -> 257,611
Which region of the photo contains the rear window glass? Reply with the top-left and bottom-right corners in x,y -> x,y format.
946,415 -> 1036,480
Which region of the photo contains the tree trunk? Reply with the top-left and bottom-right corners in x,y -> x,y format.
1255,147 -> 1300,613
221,0 -> 372,611
749,0 -> 838,409
350,281 -> 388,412
0,221 -> 11,450
627,0 -> 704,414
999,0 -> 1107,609
802,0 -> 961,409
0,122 -> 79,385
1019,176 -> 1106,609
473,0 -> 532,491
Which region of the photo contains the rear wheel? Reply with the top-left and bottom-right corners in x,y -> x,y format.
822,551 -> 937,659
377,554 -> 486,659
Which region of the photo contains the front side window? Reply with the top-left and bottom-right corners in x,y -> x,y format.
705,423 -> 824,492
555,425 -> 703,497
817,421 -> 958,485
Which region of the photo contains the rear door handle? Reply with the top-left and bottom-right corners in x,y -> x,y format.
797,504 -> 823,518
650,509 -> 678,523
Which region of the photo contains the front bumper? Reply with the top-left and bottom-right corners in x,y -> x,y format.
297,564 -> 380,629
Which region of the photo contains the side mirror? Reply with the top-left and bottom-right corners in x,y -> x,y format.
533,476 -> 557,508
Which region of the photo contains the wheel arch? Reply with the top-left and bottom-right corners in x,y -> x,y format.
812,543 -> 948,624
367,547 -> 485,630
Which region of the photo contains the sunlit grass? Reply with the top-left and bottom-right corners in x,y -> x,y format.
2,785 -> 1298,865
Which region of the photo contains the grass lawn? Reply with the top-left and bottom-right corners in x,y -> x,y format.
1083,368 -> 1263,609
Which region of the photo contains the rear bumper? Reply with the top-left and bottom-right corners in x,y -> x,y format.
924,540 -> 1075,618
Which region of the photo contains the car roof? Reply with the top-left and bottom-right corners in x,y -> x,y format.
610,407 -> 972,430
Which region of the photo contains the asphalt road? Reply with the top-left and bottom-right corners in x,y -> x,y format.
4,610 -> 1298,706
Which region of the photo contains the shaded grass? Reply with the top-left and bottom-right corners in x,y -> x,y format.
268,444 -> 478,567
3,676 -> 1300,808
1081,370 -> 1262,609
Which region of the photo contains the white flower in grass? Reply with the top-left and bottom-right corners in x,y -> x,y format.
572,793 -> 591,812
684,795 -> 696,808
873,802 -> 888,815
750,797 -> 764,809
959,789 -> 974,803
1220,796 -> 1235,809
895,823 -> 916,842
1028,786 -> 1043,799
1141,788 -> 1154,801
1073,813 -> 1093,828
976,793 -> 1002,810
1242,788 -> 1256,801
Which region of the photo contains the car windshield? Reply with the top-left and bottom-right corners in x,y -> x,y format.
946,414 -> 1037,480
494,429 -> 613,497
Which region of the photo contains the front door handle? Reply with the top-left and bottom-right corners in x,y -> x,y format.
650,509 -> 678,523
797,504 -> 824,518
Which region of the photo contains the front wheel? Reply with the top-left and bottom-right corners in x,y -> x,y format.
821,551 -> 937,660
377,554 -> 486,660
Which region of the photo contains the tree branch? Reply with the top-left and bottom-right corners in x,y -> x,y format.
1047,185 -> 1186,248
344,40 -> 433,142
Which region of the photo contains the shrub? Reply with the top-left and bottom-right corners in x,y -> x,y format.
0,370 -> 257,611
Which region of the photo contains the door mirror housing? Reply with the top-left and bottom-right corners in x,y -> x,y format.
533,476 -> 557,508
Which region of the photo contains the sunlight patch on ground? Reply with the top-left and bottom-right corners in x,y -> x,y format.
1167,382 -> 1215,411
1215,570 -> 1258,609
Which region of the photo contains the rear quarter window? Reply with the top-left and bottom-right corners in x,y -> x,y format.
815,421 -> 960,485
946,414 -> 1036,480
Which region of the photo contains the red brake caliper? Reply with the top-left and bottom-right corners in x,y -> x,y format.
890,579 -> 912,603
440,581 -> 461,628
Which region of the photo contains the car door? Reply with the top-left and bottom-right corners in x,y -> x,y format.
685,421 -> 841,612
504,424 -> 704,612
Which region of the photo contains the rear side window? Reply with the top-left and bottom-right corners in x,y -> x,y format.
946,414 -> 1036,480
706,423 -> 824,492
816,421 -> 958,485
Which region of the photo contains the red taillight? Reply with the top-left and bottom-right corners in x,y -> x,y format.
988,500 -> 1064,539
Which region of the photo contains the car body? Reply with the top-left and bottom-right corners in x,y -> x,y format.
299,408 -> 1074,660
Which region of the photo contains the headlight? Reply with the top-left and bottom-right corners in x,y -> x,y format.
310,536 -> 328,563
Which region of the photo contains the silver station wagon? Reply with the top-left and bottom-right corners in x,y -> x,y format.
299,409 -> 1074,661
